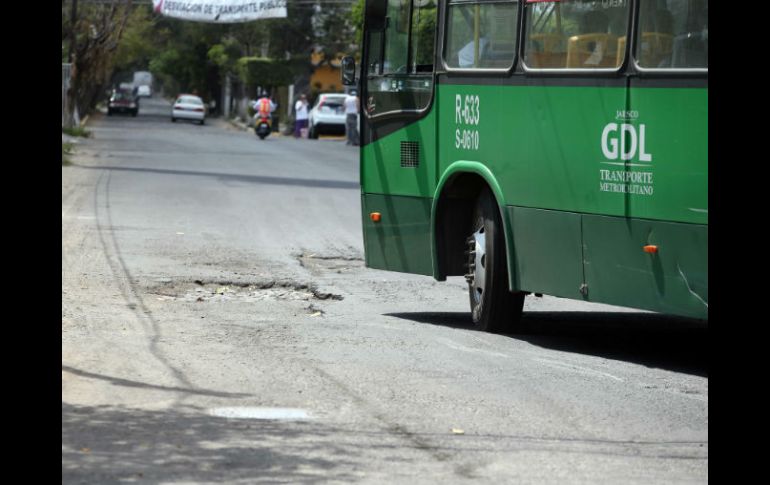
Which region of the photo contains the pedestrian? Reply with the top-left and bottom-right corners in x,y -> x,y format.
294,94 -> 309,138
344,90 -> 360,146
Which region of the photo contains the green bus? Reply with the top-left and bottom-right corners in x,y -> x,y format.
342,0 -> 707,332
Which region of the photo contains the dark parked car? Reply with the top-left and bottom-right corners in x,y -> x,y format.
107,88 -> 139,116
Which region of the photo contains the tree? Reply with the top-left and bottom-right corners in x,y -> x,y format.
238,57 -> 296,92
314,3 -> 356,57
350,0 -> 365,53
113,7 -> 159,78
207,41 -> 242,78
63,0 -> 134,127
146,19 -> 227,99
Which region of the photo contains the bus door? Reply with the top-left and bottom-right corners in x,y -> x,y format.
359,0 -> 439,275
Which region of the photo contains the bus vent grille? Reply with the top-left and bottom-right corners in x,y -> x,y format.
400,141 -> 419,168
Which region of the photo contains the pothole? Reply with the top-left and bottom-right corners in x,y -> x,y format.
296,251 -> 365,273
150,279 -> 343,303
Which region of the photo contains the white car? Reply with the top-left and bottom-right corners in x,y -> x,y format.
172,94 -> 206,125
308,93 -> 347,139
137,85 -> 152,97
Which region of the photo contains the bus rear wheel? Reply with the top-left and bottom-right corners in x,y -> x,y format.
465,188 -> 526,334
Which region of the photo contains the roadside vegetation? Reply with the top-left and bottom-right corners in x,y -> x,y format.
62,142 -> 74,166
62,126 -> 91,138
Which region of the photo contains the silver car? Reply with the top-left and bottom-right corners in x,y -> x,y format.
308,93 -> 347,139
171,94 -> 206,125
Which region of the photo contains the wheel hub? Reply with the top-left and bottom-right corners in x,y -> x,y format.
465,227 -> 486,307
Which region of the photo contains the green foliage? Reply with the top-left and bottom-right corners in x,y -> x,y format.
237,57 -> 295,90
315,4 -> 356,57
113,8 -> 158,73
62,142 -> 73,166
207,41 -> 241,76
413,5 -> 437,66
62,126 -> 91,138
133,19 -> 229,98
351,0 -> 365,52
260,6 -> 314,59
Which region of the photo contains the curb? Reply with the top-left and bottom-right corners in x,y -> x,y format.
227,118 -> 250,131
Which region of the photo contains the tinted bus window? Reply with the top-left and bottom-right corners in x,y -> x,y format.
367,30 -> 385,75
383,0 -> 410,74
636,0 -> 707,68
364,0 -> 437,115
523,0 -> 629,69
445,0 -> 519,69
411,0 -> 438,72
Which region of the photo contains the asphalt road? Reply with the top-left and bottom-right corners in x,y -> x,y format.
62,96 -> 708,484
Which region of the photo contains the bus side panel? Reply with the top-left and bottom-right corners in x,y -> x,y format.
437,83 -> 627,220
626,84 -> 708,224
582,216 -> 708,319
360,109 -> 438,198
508,206 -> 584,300
512,84 -> 627,218
437,83 -> 707,226
361,193 -> 434,276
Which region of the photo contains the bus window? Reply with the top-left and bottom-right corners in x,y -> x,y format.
382,0 -> 410,75
523,0 -> 629,69
636,0 -> 707,69
367,30 -> 384,76
445,0 -> 519,69
364,0 -> 437,116
411,0 -> 438,73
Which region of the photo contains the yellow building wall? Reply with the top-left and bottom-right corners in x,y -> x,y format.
310,65 -> 342,93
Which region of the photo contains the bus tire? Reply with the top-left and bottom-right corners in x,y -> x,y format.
466,188 -> 526,334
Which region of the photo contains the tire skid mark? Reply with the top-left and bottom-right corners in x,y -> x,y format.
93,168 -> 199,404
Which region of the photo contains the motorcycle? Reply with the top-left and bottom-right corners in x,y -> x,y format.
254,114 -> 271,140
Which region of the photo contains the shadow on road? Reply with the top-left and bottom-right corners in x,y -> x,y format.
385,311 -> 708,377
61,402 -> 362,483
104,112 -> 175,122
71,163 -> 359,190
61,365 -> 254,399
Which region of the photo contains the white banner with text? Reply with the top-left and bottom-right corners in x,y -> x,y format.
153,0 -> 287,23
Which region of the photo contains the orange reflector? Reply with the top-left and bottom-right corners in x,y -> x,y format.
643,245 -> 658,254
370,212 -> 381,222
